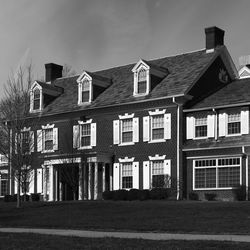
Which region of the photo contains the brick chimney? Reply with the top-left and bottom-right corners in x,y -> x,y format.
205,26 -> 225,51
45,63 -> 63,83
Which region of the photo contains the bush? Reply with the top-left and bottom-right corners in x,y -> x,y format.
12,194 -> 17,202
22,194 -> 30,202
233,185 -> 246,201
149,188 -> 169,200
31,193 -> 40,202
102,191 -> 114,200
189,192 -> 199,201
204,193 -> 217,201
138,190 -> 150,201
4,195 -> 13,202
113,190 -> 128,201
128,189 -> 140,201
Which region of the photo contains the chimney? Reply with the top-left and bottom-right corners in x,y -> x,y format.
45,63 -> 63,83
205,26 -> 225,51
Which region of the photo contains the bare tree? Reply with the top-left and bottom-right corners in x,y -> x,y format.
0,64 -> 37,207
62,64 -> 77,77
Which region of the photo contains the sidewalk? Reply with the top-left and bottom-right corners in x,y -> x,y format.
0,228 -> 250,242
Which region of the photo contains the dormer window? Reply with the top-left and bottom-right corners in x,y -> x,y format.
77,73 -> 92,105
33,89 -> 41,110
137,68 -> 147,94
30,83 -> 42,113
82,79 -> 90,103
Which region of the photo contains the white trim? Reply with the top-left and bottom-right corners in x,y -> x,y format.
149,154 -> 166,161
148,139 -> 165,144
44,157 -> 81,165
183,144 -> 250,151
206,48 -> 215,54
118,113 -> 135,119
149,109 -> 166,116
118,142 -> 135,146
187,154 -> 243,160
29,82 -> 43,113
21,127 -> 31,132
42,124 -> 55,129
132,59 -> 150,72
78,145 -> 92,150
78,119 -> 93,124
239,66 -> 250,79
118,157 -> 135,163
77,72 -> 93,105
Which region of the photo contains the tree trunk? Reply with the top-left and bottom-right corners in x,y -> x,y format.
16,174 -> 21,208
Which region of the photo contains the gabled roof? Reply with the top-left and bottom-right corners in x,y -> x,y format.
30,46 -> 232,116
32,81 -> 63,96
186,78 -> 250,110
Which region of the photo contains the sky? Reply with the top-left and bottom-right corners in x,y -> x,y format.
1,0 -> 250,98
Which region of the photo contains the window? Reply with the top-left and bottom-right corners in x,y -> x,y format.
22,131 -> 30,154
81,124 -> 91,147
195,117 -> 207,138
121,163 -> 133,189
121,119 -> 133,143
152,160 -> 165,188
44,129 -> 53,151
0,173 -> 7,196
82,79 -> 90,103
137,68 -> 147,94
152,115 -> 164,140
227,113 -> 241,135
194,157 -> 241,190
33,88 -> 41,110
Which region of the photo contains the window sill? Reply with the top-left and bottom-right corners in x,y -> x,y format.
193,187 -> 237,191
78,102 -> 91,106
118,142 -> 135,146
193,136 -> 208,140
30,109 -> 42,113
78,146 -> 93,150
225,133 -> 242,137
133,93 -> 148,97
42,150 -> 55,153
148,139 -> 166,143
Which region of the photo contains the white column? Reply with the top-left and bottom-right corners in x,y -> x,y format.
83,163 -> 88,200
102,163 -> 106,193
110,164 -> 113,191
88,163 -> 92,200
49,165 -> 54,201
55,167 -> 58,201
94,162 -> 98,200
78,162 -> 83,200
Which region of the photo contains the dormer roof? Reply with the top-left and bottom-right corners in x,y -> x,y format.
31,81 -> 63,96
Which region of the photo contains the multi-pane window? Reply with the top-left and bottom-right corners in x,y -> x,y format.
44,129 -> 53,151
33,89 -> 40,110
152,160 -> 165,188
227,113 -> 241,135
22,131 -> 30,154
194,157 -> 241,189
122,163 -> 133,189
0,173 -> 7,196
137,68 -> 147,94
121,119 -> 133,143
81,124 -> 91,147
82,79 -> 90,103
195,117 -> 207,138
152,115 -> 164,140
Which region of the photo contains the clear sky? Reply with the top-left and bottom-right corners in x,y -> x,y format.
0,0 -> 250,97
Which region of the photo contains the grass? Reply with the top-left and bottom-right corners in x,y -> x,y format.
1,200 -> 250,234
0,233 -> 250,250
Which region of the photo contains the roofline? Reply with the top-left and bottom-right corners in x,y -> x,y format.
183,101 -> 250,113
28,94 -> 185,119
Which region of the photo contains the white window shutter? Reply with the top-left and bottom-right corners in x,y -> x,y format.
186,116 -> 194,139
207,114 -> 215,138
164,113 -> 171,139
29,169 -> 34,194
14,133 -> 18,154
132,162 -> 139,189
113,120 -> 120,144
37,130 -> 43,152
91,123 -> 97,146
143,116 -> 150,141
241,109 -> 249,134
219,113 -> 226,136
143,161 -> 150,189
133,118 -> 139,143
73,125 -> 80,149
113,163 -> 120,190
29,131 -> 35,152
163,159 -> 171,188
37,168 -> 42,193
53,128 -> 58,151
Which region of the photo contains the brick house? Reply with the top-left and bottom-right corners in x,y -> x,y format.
0,154 -> 8,198
9,26 -> 241,201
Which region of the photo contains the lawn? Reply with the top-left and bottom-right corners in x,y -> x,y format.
1,200 -> 250,234
0,233 -> 250,250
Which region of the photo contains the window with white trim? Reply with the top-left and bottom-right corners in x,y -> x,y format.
137,68 -> 147,94
152,160 -> 165,188
195,117 -> 207,138
227,113 -> 241,135
0,172 -> 8,197
77,74 -> 92,105
44,128 -> 53,151
151,115 -> 164,140
30,84 -> 43,113
121,162 -> 133,189
81,78 -> 90,103
73,120 -> 96,149
193,157 -> 241,190
113,114 -> 139,145
21,131 -> 30,154
33,88 -> 41,110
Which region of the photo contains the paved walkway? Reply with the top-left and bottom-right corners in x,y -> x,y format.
1,228 -> 250,242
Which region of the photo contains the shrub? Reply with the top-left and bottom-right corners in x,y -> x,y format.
113,189 -> 128,201
4,195 -> 13,202
102,191 -> 114,200
149,188 -> 169,200
233,185 -> 246,201
204,193 -> 217,201
12,194 -> 17,202
138,190 -> 150,201
22,194 -> 30,202
128,189 -> 140,201
31,193 -> 40,202
189,192 -> 199,201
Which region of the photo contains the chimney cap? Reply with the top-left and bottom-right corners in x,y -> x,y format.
205,26 -> 225,51
45,63 -> 63,82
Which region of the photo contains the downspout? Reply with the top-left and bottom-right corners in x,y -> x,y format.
173,97 -> 180,200
242,146 -> 248,200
